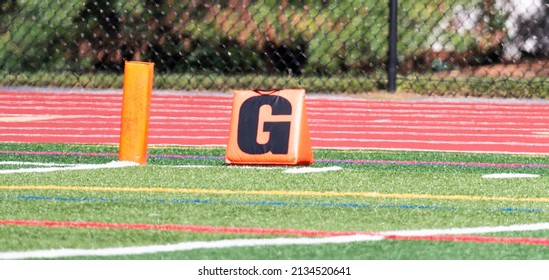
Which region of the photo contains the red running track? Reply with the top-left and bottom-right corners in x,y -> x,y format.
1,89 -> 549,154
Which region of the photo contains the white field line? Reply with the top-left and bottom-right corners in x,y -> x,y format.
3,118 -> 547,132
379,222 -> 549,237
304,99 -> 549,108
482,173 -> 541,179
153,116 -> 229,121
0,127 -> 120,132
0,97 -> 532,113
314,111 -> 549,120
1,133 -> 547,148
0,120 -> 549,133
0,116 -> 63,122
0,118 -> 224,126
0,94 -> 232,104
4,113 -> 549,128
5,97 -> 549,113
0,114 -> 69,118
4,89 -> 549,109
151,165 -> 215,169
0,161 -> 280,173
312,131 -> 549,138
2,111 -> 547,129
0,127 -> 231,133
311,124 -> 548,132
1,114 -> 230,121
228,165 -> 283,170
3,101 -> 549,117
2,133 -> 547,148
7,104 -> 549,118
310,138 -> 549,147
0,236 -> 384,260
3,127 -> 548,139
4,107 -> 548,121
0,134 -> 227,140
3,97 -> 547,112
0,100 -> 232,110
154,165 -> 288,171
283,166 -> 343,174
0,161 -> 78,167
0,161 -> 138,174
1,222 -> 548,259
3,125 -> 548,140
1,141 -> 547,156
149,164 -> 330,171
316,106 -> 549,115
0,105 -> 232,114
309,118 -> 549,126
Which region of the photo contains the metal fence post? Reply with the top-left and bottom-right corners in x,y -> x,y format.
387,0 -> 398,92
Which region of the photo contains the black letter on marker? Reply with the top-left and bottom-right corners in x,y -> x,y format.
237,95 -> 292,155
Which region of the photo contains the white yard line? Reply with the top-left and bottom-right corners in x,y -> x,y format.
0,161 -> 138,174
0,161 -> 77,167
1,222 -> 548,259
0,235 -> 383,260
482,173 -> 540,179
379,222 -> 549,237
0,161 -> 283,173
283,166 -> 342,174
154,165 -> 285,171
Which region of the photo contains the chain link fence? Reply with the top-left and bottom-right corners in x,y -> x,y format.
1,0 -> 548,97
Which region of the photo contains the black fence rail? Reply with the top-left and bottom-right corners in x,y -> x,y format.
1,0 -> 548,97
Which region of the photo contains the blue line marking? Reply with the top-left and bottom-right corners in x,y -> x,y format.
1,195 -> 546,214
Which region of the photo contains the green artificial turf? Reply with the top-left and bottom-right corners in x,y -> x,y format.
1,143 -> 549,259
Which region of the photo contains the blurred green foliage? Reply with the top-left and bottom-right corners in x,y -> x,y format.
1,0 -> 547,98
0,0 -> 494,75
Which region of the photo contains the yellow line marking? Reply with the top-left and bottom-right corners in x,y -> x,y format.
532,131 -> 549,135
2,185 -> 549,203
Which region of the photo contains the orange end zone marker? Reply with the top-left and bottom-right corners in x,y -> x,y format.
225,89 -> 313,165
119,61 -> 154,165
